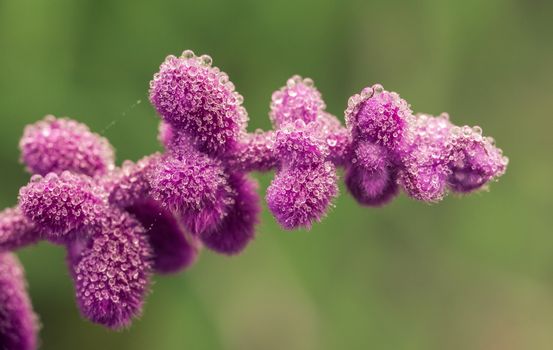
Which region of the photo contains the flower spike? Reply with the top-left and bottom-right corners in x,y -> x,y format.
0,50 -> 508,344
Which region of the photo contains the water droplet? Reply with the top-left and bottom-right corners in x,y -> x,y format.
200,54 -> 212,66
181,50 -> 195,59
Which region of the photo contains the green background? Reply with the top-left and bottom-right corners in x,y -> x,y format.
1,0 -> 552,349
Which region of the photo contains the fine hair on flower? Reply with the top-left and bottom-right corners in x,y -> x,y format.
0,49 -> 508,349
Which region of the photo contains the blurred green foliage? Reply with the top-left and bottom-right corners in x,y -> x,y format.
1,0 -> 552,349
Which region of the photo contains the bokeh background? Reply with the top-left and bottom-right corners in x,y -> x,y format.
1,0 -> 552,349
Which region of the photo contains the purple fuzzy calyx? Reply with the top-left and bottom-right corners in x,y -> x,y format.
270,75 -> 325,128
18,171 -> 108,241
274,119 -> 329,168
68,209 -> 152,329
345,84 -> 414,154
149,50 -> 248,156
267,162 -> 338,229
19,115 -> 115,177
400,113 -> 508,201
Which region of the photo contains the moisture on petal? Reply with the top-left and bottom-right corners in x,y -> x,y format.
19,115 -> 114,177
149,152 -> 231,235
149,52 -> 248,156
269,75 -> 326,128
18,172 -> 107,241
67,210 -> 152,329
345,85 -> 413,154
267,162 -> 338,230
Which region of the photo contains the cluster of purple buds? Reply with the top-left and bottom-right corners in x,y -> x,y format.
0,50 -> 507,349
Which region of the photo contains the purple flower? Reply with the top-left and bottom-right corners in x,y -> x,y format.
17,169 -> 154,328
108,155 -> 160,208
149,150 -> 231,235
19,115 -> 115,177
267,118 -> 339,229
345,84 -> 413,155
18,172 -> 107,241
267,162 -> 338,229
270,75 -> 325,127
67,209 -> 151,329
400,113 -> 508,201
0,252 -> 39,350
149,50 -> 248,156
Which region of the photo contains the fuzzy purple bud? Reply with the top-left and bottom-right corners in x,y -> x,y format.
149,51 -> 248,156
274,119 -> 329,167
200,174 -> 259,255
0,207 -> 40,252
67,209 -> 152,329
345,85 -> 413,154
126,200 -> 199,274
447,125 -> 508,193
18,172 -> 107,241
19,115 -> 114,177
267,162 -> 338,230
345,141 -> 399,206
399,114 -> 452,201
0,253 -> 39,350
270,75 -> 325,127
399,113 -> 508,201
149,151 -> 231,235
345,167 -> 399,206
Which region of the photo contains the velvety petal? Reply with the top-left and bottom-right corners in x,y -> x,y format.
345,165 -> 398,207
315,113 -> 352,166
200,174 -> 260,255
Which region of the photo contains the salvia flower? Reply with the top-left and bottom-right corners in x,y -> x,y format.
0,50 -> 508,348
19,115 -> 115,177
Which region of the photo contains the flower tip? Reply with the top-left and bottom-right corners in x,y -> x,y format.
19,115 -> 115,177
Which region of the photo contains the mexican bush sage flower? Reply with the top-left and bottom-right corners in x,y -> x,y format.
0,50 -> 508,348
